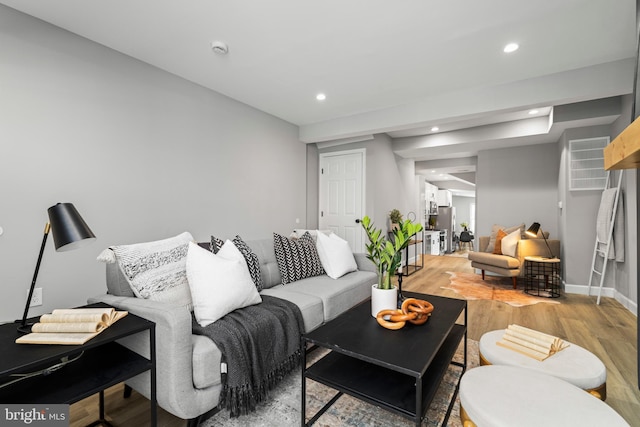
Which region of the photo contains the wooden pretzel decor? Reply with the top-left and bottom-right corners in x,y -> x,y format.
376,298 -> 434,330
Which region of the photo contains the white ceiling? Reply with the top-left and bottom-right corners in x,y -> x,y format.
2,0 -> 636,195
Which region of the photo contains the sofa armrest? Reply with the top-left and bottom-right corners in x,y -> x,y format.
87,293 -> 219,419
354,252 -> 376,273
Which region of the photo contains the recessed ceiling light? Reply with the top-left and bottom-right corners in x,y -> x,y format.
503,43 -> 519,53
431,126 -> 439,132
528,109 -> 539,115
316,93 -> 326,101
431,170 -> 436,173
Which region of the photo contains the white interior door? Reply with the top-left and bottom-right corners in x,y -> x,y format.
319,150 -> 365,252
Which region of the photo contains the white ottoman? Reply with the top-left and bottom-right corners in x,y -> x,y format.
460,365 -> 629,427
479,329 -> 607,399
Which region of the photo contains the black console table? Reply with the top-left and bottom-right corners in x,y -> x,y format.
0,303 -> 156,426
402,231 -> 424,276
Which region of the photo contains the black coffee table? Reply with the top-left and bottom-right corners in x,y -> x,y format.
301,291 -> 466,426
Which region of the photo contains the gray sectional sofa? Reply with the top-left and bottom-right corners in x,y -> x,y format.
88,237 -> 377,425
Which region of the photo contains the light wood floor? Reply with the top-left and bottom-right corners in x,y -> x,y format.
70,252 -> 640,426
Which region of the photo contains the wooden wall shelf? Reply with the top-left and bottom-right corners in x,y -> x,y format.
604,116 -> 640,170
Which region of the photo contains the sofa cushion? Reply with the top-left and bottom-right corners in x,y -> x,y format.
315,232 -> 358,279
186,241 -> 262,327
273,232 -> 325,284
468,251 -> 520,269
245,239 -> 282,289
469,261 -> 521,277
283,270 -> 375,322
260,287 -> 324,332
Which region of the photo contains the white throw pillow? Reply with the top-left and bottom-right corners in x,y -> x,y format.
501,229 -> 521,258
186,241 -> 262,327
315,232 -> 358,279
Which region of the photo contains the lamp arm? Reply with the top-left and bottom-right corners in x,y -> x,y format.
540,227 -> 555,259
19,223 -> 51,332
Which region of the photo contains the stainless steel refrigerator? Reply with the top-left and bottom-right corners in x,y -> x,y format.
435,206 -> 456,253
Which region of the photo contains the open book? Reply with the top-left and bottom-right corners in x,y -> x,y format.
16,307 -> 128,345
496,324 -> 569,361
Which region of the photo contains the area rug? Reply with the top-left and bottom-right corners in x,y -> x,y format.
202,339 -> 479,427
442,271 -> 560,307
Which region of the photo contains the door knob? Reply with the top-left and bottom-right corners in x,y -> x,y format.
355,219 -> 361,223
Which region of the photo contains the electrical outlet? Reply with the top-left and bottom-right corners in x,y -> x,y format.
30,287 -> 43,307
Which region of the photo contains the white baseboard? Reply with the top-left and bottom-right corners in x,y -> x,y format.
564,283 -> 637,316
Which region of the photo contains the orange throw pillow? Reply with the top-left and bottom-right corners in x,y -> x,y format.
493,229 -> 507,254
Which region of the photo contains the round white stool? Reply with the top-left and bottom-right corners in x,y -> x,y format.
479,329 -> 607,399
460,365 -> 629,427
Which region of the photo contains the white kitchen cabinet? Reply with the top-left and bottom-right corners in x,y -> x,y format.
437,189 -> 452,207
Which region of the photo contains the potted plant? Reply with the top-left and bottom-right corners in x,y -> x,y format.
361,215 -> 423,316
460,222 -> 469,231
389,209 -> 403,230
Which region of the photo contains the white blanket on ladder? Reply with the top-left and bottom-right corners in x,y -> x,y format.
596,188 -> 624,262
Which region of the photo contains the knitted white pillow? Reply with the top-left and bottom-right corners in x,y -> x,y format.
100,232 -> 194,309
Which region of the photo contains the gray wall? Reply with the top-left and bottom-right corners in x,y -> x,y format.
0,6 -> 306,321
558,125 -> 612,288
313,134 -> 415,233
476,143 -> 560,239
558,98 -> 637,310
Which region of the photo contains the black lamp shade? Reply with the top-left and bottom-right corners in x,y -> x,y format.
526,222 -> 541,238
48,203 -> 96,252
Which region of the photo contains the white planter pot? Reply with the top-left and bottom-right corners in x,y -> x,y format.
371,284 -> 398,317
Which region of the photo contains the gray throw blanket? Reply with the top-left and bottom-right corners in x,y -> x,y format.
192,295 -> 304,417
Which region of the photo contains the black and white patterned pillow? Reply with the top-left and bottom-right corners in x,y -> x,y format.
232,235 -> 264,291
273,232 -> 325,284
210,236 -> 224,254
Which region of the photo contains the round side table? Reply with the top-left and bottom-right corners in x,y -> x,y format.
524,256 -> 561,298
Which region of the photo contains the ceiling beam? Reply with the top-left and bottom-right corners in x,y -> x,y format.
299,59 -> 634,143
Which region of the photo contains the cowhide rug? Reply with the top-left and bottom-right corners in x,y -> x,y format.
442,271 -> 560,307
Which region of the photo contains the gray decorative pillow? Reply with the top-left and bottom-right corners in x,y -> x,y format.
104,232 -> 194,309
273,232 -> 325,284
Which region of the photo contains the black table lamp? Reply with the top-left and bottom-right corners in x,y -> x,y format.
525,222 -> 555,259
18,203 -> 96,333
